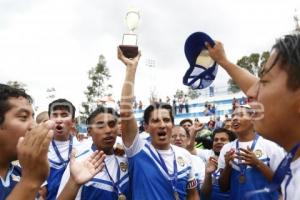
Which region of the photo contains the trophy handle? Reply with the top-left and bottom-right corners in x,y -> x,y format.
119,45 -> 138,58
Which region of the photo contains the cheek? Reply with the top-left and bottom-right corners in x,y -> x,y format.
9,120 -> 30,137
63,119 -> 74,126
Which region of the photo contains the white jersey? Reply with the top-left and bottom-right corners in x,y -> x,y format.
218,135 -> 285,200
218,136 -> 284,171
196,149 -> 215,164
48,137 -> 82,169
47,136 -> 83,200
114,136 -> 123,147
281,157 -> 300,200
191,155 -> 205,190
124,134 -> 197,200
57,147 -> 129,200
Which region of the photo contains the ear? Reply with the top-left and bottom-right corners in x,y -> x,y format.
87,127 -> 92,135
295,89 -> 300,116
144,123 -> 149,132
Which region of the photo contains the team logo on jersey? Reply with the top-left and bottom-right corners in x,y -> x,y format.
254,149 -> 262,158
177,156 -> 185,167
120,162 -> 128,172
11,174 -> 21,182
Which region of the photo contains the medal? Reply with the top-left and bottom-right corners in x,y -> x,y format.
236,134 -> 259,185
118,194 -> 126,200
174,191 -> 180,200
239,175 -> 246,183
104,156 -> 126,200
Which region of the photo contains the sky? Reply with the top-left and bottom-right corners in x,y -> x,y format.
1,0 -> 299,114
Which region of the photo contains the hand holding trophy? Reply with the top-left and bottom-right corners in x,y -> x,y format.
119,7 -> 140,58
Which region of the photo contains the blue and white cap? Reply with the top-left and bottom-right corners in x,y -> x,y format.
183,32 -> 218,89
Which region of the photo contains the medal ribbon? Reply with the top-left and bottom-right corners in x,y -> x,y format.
146,144 -> 178,197
51,135 -> 73,165
236,134 -> 259,178
91,144 -> 124,197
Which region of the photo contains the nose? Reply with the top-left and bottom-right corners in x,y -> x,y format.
28,118 -> 36,131
54,116 -> 63,124
246,81 -> 260,102
104,124 -> 113,134
158,120 -> 166,128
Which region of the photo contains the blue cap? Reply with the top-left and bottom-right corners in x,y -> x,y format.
183,32 -> 218,89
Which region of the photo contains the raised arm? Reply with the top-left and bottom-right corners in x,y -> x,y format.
200,157 -> 218,198
186,123 -> 203,155
118,47 -> 141,147
6,121 -> 54,200
206,41 -> 259,93
218,149 -> 235,192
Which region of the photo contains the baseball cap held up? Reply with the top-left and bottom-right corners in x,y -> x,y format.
183,32 -> 218,89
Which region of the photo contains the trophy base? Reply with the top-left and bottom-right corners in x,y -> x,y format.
119,45 -> 138,58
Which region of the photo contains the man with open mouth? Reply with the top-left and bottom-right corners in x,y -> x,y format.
118,47 -> 200,200
217,105 -> 285,200
46,98 -> 84,200
56,106 -> 130,200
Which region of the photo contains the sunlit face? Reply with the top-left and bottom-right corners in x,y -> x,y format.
88,113 -> 118,154
50,109 -> 74,141
146,109 -> 173,150
246,50 -> 300,148
171,126 -> 189,149
224,120 -> 232,130
212,132 -> 230,155
231,107 -> 253,136
0,97 -> 34,161
181,121 -> 192,134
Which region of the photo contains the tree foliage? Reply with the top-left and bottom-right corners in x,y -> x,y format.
186,87 -> 201,100
228,51 -> 270,93
80,55 -> 112,119
173,87 -> 201,100
7,80 -> 27,90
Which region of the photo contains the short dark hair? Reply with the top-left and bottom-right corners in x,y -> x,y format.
86,106 -> 119,126
0,84 -> 33,125
143,103 -> 174,125
179,118 -> 193,126
48,98 -> 76,120
271,34 -> 300,90
213,128 -> 236,142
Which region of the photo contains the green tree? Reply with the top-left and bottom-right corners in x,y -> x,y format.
186,86 -> 201,100
80,55 -> 112,119
228,51 -> 270,93
174,89 -> 184,99
7,81 -> 27,90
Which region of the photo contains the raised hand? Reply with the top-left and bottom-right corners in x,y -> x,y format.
205,157 -> 218,174
237,146 -> 259,167
205,41 -> 228,66
117,47 -> 141,69
224,149 -> 235,167
190,122 -> 203,136
70,150 -> 105,185
17,120 -> 55,187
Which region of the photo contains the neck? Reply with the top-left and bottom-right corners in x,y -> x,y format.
97,146 -> 114,155
0,162 -> 10,178
54,133 -> 70,141
152,142 -> 171,150
238,130 -> 256,142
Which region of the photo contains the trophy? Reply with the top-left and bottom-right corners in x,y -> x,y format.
119,7 -> 140,58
